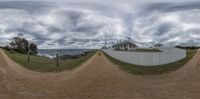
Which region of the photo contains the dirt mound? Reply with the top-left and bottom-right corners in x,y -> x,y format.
0,49 -> 200,99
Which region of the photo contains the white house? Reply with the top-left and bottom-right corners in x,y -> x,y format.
112,41 -> 137,51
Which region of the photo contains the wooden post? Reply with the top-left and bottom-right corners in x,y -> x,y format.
27,41 -> 30,63
28,50 -> 30,63
56,53 -> 59,67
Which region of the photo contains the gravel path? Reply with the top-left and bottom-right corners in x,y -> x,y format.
0,49 -> 200,99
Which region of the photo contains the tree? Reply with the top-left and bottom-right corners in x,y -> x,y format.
29,43 -> 38,54
7,36 -> 38,55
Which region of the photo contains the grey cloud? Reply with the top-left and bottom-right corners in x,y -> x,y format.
0,1 -> 54,14
56,10 -> 104,35
143,2 -> 200,13
71,23 -> 105,36
32,33 -> 51,44
130,1 -> 200,46
179,39 -> 200,46
55,10 -> 84,27
187,29 -> 200,35
164,2 -> 200,12
3,22 -> 50,45
156,22 -> 174,36
47,26 -> 65,33
1,1 -> 200,48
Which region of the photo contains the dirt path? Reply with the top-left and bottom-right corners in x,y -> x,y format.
0,49 -> 200,99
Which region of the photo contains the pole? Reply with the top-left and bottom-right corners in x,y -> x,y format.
27,42 -> 30,63
56,53 -> 59,67
28,51 -> 30,62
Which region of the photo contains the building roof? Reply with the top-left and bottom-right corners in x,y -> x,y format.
112,40 -> 137,47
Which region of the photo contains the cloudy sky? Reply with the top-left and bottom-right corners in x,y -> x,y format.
0,0 -> 200,49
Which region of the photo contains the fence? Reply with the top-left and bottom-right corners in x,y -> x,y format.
102,48 -> 186,66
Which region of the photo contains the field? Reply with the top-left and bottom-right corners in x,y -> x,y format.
117,48 -> 161,52
4,50 -> 96,72
134,48 -> 161,52
103,50 -> 197,75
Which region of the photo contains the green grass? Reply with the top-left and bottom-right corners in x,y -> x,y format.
134,48 -> 161,52
4,50 -> 96,72
103,50 -> 197,75
117,48 -> 161,52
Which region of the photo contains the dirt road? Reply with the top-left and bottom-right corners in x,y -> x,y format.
0,49 -> 200,99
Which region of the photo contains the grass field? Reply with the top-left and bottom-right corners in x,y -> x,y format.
134,48 -> 161,52
103,50 -> 197,75
4,50 -> 96,72
117,48 -> 161,52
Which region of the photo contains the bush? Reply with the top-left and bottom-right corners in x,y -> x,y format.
176,46 -> 200,50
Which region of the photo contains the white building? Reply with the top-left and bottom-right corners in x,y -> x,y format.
112,41 -> 137,51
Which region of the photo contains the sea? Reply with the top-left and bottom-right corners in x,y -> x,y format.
38,49 -> 91,59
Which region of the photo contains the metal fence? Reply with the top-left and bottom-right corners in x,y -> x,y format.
102,48 -> 186,66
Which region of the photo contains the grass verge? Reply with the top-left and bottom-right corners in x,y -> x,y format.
4,50 -> 96,72
116,48 -> 161,52
134,48 -> 161,52
103,50 -> 197,75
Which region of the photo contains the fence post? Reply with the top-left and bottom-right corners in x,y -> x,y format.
56,53 -> 59,67
27,41 -> 30,63
27,51 -> 30,63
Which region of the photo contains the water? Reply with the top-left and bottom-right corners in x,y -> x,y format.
38,49 -> 90,58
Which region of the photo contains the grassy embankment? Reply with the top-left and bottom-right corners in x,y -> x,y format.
117,48 -> 161,52
134,48 -> 161,52
103,50 -> 197,75
4,50 -> 96,72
